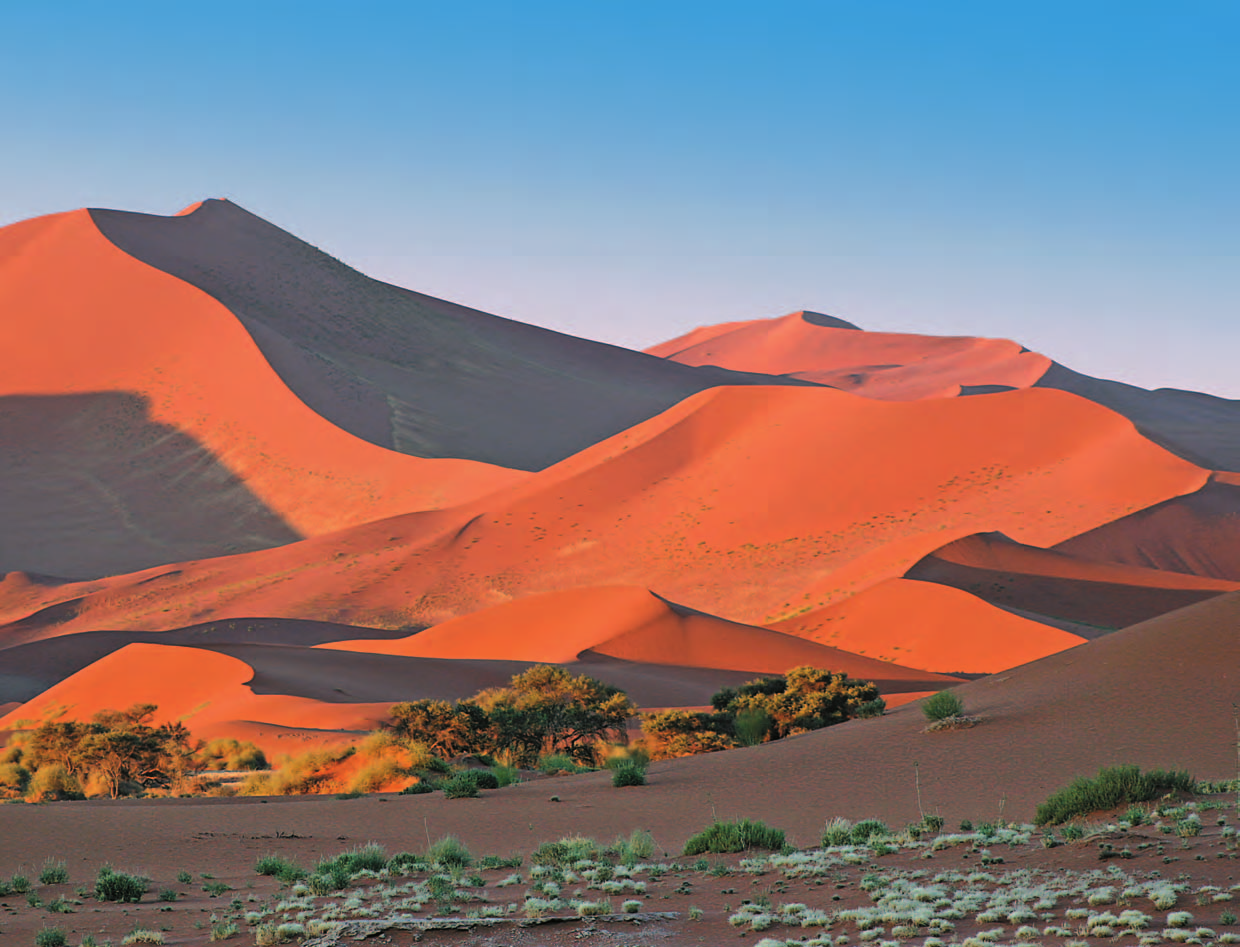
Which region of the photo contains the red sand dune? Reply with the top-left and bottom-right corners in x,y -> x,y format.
0,643 -> 394,756
320,585 -> 959,690
0,385 -> 1208,647
907,531 -> 1239,630
646,310 -> 1052,399
0,209 -> 523,578
769,577 -> 1086,674
89,199 -> 802,472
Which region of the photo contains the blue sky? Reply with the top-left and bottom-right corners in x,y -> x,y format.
3,1 -> 1236,394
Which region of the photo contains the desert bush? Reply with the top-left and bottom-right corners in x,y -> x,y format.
537,753 -> 594,774
35,928 -> 67,947
850,818 -> 889,844
121,930 -> 164,945
533,835 -> 601,866
399,779 -> 437,794
610,829 -> 656,863
254,854 -> 305,883
683,818 -> 786,855
609,756 -> 648,787
209,920 -> 239,941
712,666 -> 883,740
640,711 -> 738,760
0,761 -> 30,796
38,858 -> 68,885
441,772 -> 481,798
27,764 -> 83,801
238,747 -> 354,796
821,817 -> 854,847
95,866 -> 148,903
1035,765 -> 1196,825
197,738 -> 267,771
922,690 -> 965,722
427,835 -> 473,868
490,764 -> 521,787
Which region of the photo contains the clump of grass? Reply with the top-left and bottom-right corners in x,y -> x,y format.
609,757 -> 648,787
121,930 -> 164,945
533,835 -> 601,866
610,829 -> 656,864
38,858 -> 68,886
427,835 -> 473,868
850,818 -> 889,844
35,928 -> 67,947
95,866 -> 148,903
209,920 -> 239,941
537,754 -> 594,775
157,888 -> 178,902
922,690 -> 965,722
1035,765 -> 1196,825
254,853 -> 306,883
490,764 -> 522,787
311,843 -> 388,891
441,772 -> 481,798
683,818 -> 786,855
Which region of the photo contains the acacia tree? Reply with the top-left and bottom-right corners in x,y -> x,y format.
387,699 -> 490,757
465,666 -> 636,766
719,666 -> 884,740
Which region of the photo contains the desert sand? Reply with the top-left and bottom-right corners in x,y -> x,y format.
4,200 -> 1240,946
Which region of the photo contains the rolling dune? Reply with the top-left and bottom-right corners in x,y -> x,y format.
0,209 -> 522,578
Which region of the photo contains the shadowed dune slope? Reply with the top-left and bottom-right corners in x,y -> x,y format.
907,532 -> 1239,631
769,578 -> 1087,674
646,310 -> 1051,399
0,209 -> 523,578
319,586 -> 958,692
1054,475 -> 1240,582
0,385 -> 1208,640
91,200 -> 809,471
1036,362 -> 1240,472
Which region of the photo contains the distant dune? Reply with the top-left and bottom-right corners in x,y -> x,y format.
647,310 -> 1051,398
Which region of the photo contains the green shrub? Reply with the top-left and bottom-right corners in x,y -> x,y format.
821,817 -> 853,847
851,819 -> 889,844
537,754 -> 594,775
1034,765 -> 1196,825
400,779 -> 437,794
387,852 -> 427,873
157,888 -> 178,902
490,764 -> 521,787
683,818 -> 786,855
441,773 -> 480,798
922,690 -> 965,722
38,858 -> 68,885
426,835 -> 472,868
35,928 -> 67,947
95,866 -> 148,903
254,854 -> 305,882
609,758 -> 648,787
209,920 -> 239,941
532,836 -> 601,866
11,873 -> 30,893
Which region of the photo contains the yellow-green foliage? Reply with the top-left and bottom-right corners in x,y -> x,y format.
238,748 -> 354,796
197,738 -> 268,771
0,762 -> 30,796
27,764 -> 82,801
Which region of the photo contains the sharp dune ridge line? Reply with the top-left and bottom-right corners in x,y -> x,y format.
5,197 -> 1240,899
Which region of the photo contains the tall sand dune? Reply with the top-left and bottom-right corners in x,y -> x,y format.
320,586 -> 958,692
647,310 -> 1051,398
0,210 -> 522,578
0,385 -> 1206,642
90,199 -> 807,472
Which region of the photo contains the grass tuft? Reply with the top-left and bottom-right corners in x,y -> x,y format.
1035,765 -> 1196,825
683,818 -> 786,855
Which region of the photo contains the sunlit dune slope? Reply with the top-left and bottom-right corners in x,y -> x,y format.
646,310 -> 1051,399
90,199 -> 806,472
0,210 -> 522,579
319,585 -> 958,692
1054,474 -> 1240,582
768,578 -> 1086,674
0,643 -> 395,756
907,532 -> 1239,631
0,385 -> 1206,644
